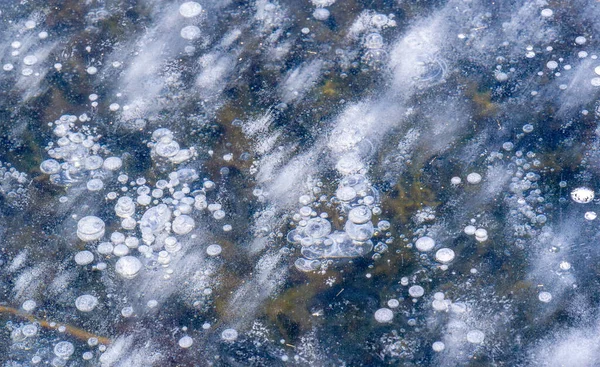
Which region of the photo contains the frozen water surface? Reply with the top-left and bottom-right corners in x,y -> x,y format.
1,0 -> 600,365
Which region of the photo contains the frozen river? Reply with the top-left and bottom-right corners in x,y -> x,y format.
0,0 -> 599,365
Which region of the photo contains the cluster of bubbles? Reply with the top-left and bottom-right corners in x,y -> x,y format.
39,123 -> 228,284
39,114 -> 120,187
288,174 -> 392,272
360,12 -> 397,67
2,18 -> 50,77
179,2 -> 203,42
487,144 -> 550,242
148,128 -> 197,164
0,161 -> 29,208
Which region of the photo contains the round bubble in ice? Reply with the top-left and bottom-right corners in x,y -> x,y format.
466,172 -> 482,184
206,244 -> 222,256
408,285 -> 425,298
432,341 -> 445,352
74,250 -> 94,265
181,26 -> 201,40
22,324 -> 38,337
364,33 -> 384,49
305,217 -> 332,238
40,159 -> 61,174
23,55 -> 38,65
155,140 -> 180,157
179,335 -> 194,348
87,178 -> 104,191
538,291 -> 552,303
464,225 -> 476,235
313,8 -> 330,20
54,341 -> 74,358
374,308 -> 393,323
571,187 -> 594,203
415,236 -> 435,251
435,248 -> 455,263
115,256 -> 142,279
77,216 -> 105,242
221,328 -> 238,341
172,215 -> 195,235
344,220 -> 374,241
103,157 -> 122,171
466,329 -> 485,344
348,206 -> 372,224
115,196 -> 135,218
179,2 -> 202,17
75,294 -> 98,312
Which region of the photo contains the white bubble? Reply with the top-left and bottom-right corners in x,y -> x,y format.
387,299 -> 399,308
181,25 -> 201,40
121,306 -> 134,317
22,324 -> 38,337
408,285 -> 425,298
475,228 -> 488,241
313,8 -> 330,20
3,63 -> 14,71
538,291 -> 552,303
54,341 -> 74,358
435,248 -> 455,264
575,36 -> 587,45
38,31 -> 48,39
466,330 -> 485,344
546,60 -> 558,69
25,20 -> 36,29
113,244 -> 129,256
221,328 -> 238,341
23,55 -> 38,65
172,215 -> 195,235
415,236 -> 435,252
450,176 -> 461,185
432,341 -> 445,352
305,217 -> 332,238
40,159 -> 61,174
22,300 -> 36,312
75,294 -> 98,312
595,66 -> 600,76
179,2 -> 202,17
179,335 -> 194,348
348,206 -> 372,224
464,225 -> 476,235
86,66 -> 98,75
109,103 -> 120,111
115,256 -> 142,279
374,308 -> 394,323
155,140 -> 180,158
77,216 -> 105,242
114,196 -> 135,218
592,77 -> 600,87
540,8 -> 553,17
87,178 -> 104,191
97,242 -> 114,255
103,157 -> 122,171
571,187 -> 594,203
206,244 -> 222,256
585,211 -> 597,220
466,172 -> 482,184
74,251 -> 94,265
